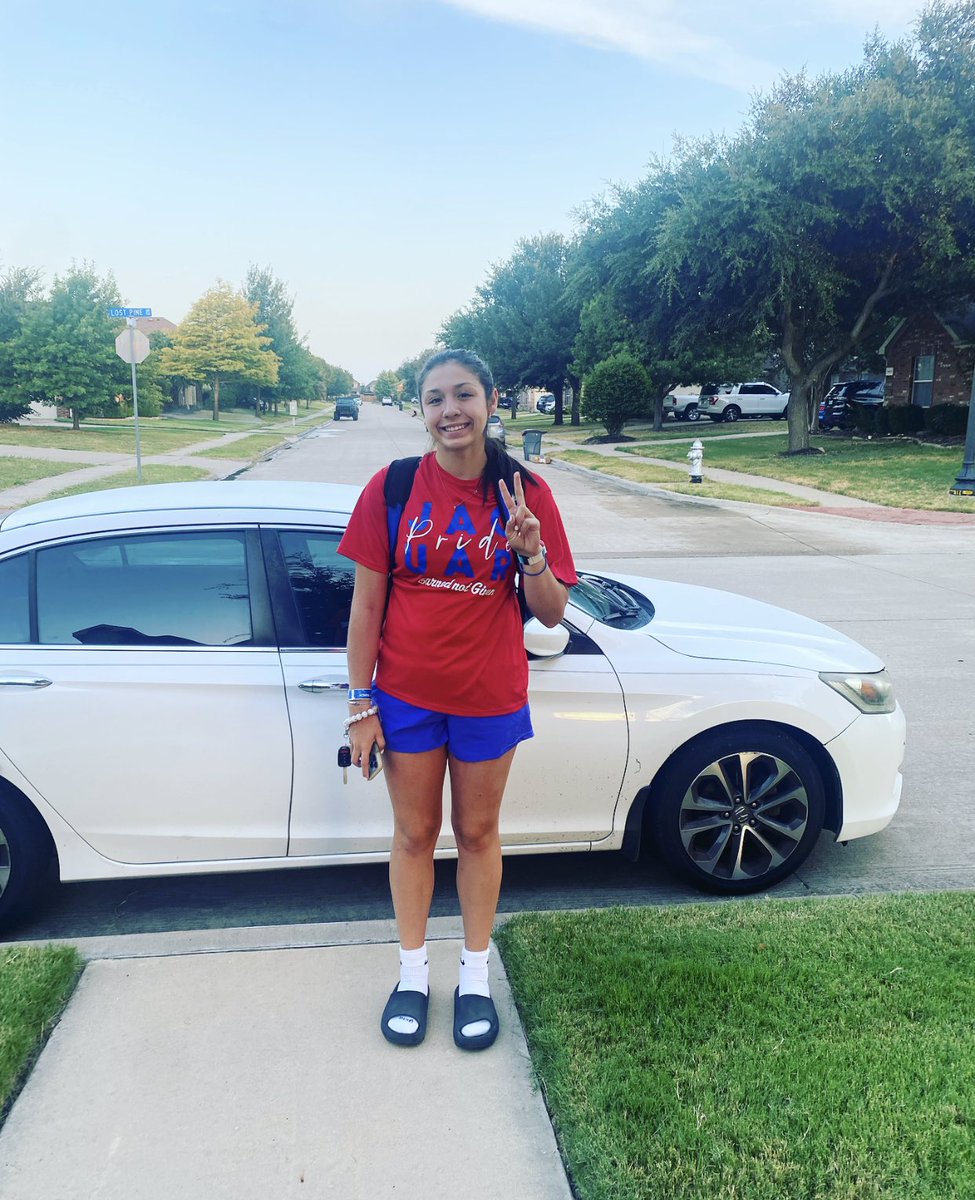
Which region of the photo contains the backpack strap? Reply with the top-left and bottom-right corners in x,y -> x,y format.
383,456 -> 422,572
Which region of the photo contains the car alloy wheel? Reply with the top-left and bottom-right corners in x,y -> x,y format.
684,406 -> 700,422
722,405 -> 741,422
650,726 -> 825,894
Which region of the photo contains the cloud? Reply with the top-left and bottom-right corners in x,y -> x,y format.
433,0 -> 927,81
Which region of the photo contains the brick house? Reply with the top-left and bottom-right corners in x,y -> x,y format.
879,307 -> 975,408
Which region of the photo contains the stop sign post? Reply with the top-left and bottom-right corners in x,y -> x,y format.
113,315 -> 152,482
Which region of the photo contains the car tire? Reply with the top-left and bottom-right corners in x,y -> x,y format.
684,405 -> 700,422
722,405 -> 741,423
0,786 -> 56,928
649,725 -> 825,895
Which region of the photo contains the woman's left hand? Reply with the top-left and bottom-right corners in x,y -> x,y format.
499,473 -> 541,557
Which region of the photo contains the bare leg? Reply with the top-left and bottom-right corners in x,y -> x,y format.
448,748 -> 516,952
384,746 -> 447,949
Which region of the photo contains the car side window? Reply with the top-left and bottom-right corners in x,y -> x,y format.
35,531 -> 253,646
0,553 -> 30,644
278,530 -> 354,648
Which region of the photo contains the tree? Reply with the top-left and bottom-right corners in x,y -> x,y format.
654,3 -> 975,451
0,266 -> 42,422
440,233 -> 583,425
320,361 -> 355,398
396,349 -> 436,400
582,352 -> 654,439
11,264 -> 128,429
374,370 -> 400,401
156,283 -> 280,420
243,264 -> 319,411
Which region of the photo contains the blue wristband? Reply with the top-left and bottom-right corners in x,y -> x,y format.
348,687 -> 373,702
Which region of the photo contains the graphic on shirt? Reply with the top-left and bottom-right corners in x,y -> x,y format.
402,499 -> 513,589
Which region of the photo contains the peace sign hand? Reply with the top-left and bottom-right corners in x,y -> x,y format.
499,472 -> 541,557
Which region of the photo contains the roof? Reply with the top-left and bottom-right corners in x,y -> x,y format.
0,480 -> 362,533
879,304 -> 975,355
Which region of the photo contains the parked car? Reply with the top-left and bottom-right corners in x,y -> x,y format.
700,382 -> 790,423
819,380 -> 885,430
333,396 -> 359,421
663,388 -> 702,422
536,394 -> 556,414
486,413 -> 506,446
0,481 -> 905,925
381,395 -> 394,407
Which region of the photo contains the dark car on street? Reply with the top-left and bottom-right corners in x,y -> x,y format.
333,396 -> 359,421
819,380 -> 885,430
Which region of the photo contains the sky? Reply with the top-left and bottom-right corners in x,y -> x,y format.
0,0 -> 933,383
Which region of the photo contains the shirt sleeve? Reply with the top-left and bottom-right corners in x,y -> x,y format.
337,468 -> 390,574
529,475 -> 578,587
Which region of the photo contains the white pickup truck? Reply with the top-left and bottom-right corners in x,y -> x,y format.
700,382 -> 790,422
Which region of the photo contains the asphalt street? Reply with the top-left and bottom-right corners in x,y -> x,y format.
6,403 -> 974,940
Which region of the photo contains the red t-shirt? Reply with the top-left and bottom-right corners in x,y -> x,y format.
338,453 -> 578,716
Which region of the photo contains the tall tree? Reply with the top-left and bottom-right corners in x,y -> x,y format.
374,369 -> 400,401
654,2 -> 975,450
156,283 -> 279,420
243,264 -> 314,410
0,266 -> 43,422
11,264 -> 128,430
440,233 -> 582,425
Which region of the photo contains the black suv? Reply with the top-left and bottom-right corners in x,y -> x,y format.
819,380 -> 884,430
333,396 -> 359,421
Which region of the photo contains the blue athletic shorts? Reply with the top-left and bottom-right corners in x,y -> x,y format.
374,687 -> 533,762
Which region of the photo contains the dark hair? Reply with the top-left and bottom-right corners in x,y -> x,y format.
418,348 -> 537,505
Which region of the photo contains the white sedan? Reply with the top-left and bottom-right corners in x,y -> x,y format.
0,482 -> 905,926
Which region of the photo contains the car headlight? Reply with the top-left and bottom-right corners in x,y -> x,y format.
819,670 -> 896,714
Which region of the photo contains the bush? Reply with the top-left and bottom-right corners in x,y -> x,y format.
925,403 -> 970,436
582,352 -> 653,440
852,402 -> 878,433
886,405 -> 926,435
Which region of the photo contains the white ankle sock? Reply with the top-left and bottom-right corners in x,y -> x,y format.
388,943 -> 428,1037
397,943 -> 429,994
458,946 -> 492,1039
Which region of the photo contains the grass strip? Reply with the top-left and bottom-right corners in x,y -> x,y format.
197,433 -> 293,461
496,894 -> 975,1200
0,459 -> 86,490
553,449 -> 807,507
44,465 -> 211,500
0,944 -> 82,1120
626,434 -> 972,512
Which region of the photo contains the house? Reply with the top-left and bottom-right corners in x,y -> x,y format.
879,307 -> 975,409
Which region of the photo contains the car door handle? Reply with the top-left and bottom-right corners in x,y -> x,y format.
0,676 -> 53,689
297,679 -> 349,694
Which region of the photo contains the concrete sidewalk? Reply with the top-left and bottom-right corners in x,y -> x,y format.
0,921 -> 572,1200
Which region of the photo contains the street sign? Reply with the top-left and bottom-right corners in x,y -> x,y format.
108,307 -> 152,318
116,328 -> 151,364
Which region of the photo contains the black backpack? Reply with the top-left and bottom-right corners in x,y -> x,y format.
382,455 -> 530,624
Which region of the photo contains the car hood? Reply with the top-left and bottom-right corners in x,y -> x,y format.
602,574 -> 885,673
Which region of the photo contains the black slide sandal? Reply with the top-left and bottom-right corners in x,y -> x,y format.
452,987 -> 499,1051
380,986 -> 430,1047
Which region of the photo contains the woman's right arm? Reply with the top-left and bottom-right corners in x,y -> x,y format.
346,562 -> 389,771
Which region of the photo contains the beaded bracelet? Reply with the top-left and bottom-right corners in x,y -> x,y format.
343,705 -> 379,731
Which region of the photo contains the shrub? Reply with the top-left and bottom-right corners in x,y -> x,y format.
582,352 -> 653,440
886,405 -> 926,435
925,403 -> 970,437
852,402 -> 878,433
0,394 -> 33,423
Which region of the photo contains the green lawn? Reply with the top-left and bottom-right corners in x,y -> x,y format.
0,423 -> 235,456
623,433 -> 972,512
197,433 -> 293,461
0,459 -> 88,490
555,449 -> 807,507
44,465 -> 211,499
0,945 -> 82,1120
496,893 -> 975,1200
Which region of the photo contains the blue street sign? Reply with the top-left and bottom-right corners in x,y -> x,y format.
108,307 -> 152,318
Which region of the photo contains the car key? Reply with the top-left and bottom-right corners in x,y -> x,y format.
337,743 -> 352,784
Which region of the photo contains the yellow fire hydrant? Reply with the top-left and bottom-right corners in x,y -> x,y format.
687,438 -> 704,484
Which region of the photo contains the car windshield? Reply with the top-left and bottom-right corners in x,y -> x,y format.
568,572 -> 653,629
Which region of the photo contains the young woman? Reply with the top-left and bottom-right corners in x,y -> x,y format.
338,349 -> 577,1051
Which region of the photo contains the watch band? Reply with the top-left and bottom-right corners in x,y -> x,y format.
517,542 -> 547,568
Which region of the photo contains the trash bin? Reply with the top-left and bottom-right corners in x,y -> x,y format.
522,430 -> 543,458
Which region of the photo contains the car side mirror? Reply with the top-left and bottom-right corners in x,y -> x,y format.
523,618 -> 570,659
